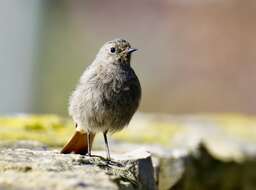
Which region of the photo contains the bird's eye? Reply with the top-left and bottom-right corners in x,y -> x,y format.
110,47 -> 116,53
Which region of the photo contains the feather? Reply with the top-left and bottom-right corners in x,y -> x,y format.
61,131 -> 95,155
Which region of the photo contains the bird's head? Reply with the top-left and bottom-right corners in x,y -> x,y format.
96,38 -> 137,65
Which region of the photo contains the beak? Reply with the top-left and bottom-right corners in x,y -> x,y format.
127,48 -> 138,54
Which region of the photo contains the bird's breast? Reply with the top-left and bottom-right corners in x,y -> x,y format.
72,65 -> 141,132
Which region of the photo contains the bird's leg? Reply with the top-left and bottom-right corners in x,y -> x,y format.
103,131 -> 111,160
87,132 -> 92,156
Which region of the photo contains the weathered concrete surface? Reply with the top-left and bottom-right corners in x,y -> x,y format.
170,144 -> 256,190
155,143 -> 256,190
111,140 -> 256,190
0,142 -> 155,190
1,140 -> 256,190
1,114 -> 256,190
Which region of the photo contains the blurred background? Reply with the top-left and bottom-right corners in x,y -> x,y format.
1,0 -> 256,116
1,2 -> 256,189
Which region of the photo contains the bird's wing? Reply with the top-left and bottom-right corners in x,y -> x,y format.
60,130 -> 95,155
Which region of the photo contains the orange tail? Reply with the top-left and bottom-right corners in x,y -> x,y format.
60,131 -> 95,155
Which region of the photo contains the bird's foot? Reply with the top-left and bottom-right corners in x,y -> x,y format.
106,159 -> 124,167
86,152 -> 91,157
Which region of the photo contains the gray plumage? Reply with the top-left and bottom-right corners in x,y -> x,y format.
69,39 -> 141,135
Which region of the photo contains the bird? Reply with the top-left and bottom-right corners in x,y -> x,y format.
61,38 -> 141,160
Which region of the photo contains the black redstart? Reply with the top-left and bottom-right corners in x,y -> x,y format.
61,39 -> 141,160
